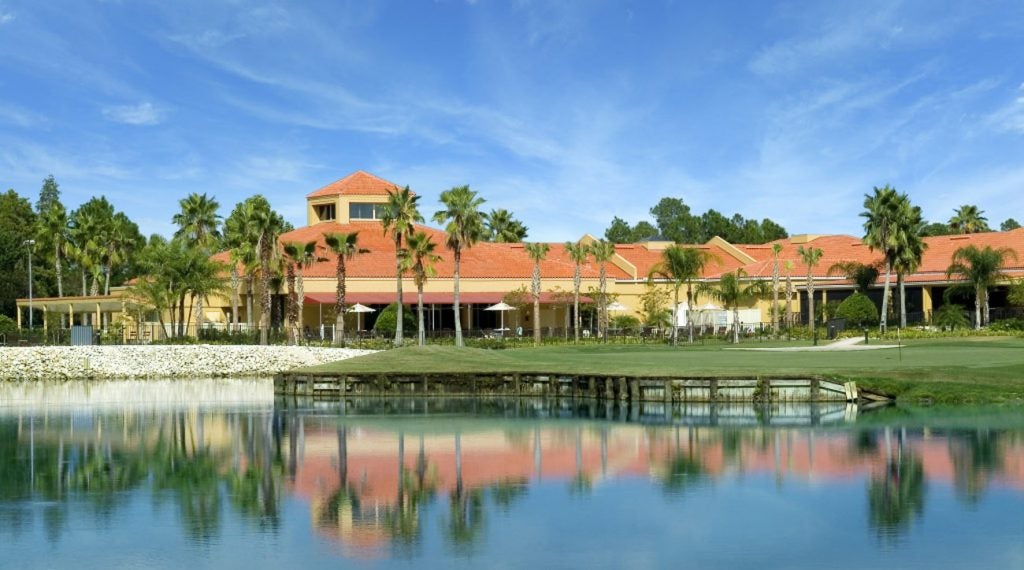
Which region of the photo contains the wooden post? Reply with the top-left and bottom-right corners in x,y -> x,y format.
709,378 -> 718,403
663,379 -> 672,404
588,377 -> 597,400
618,377 -> 628,401
604,378 -> 614,401
810,378 -> 820,401
629,379 -> 640,402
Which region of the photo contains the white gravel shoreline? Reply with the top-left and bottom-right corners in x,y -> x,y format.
0,345 -> 375,381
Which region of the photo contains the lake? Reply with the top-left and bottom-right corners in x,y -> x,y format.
1,380 -> 1022,569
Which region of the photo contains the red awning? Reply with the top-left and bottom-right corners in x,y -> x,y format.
303,291 -> 586,305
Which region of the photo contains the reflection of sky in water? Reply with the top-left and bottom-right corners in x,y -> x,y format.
0,383 -> 1022,569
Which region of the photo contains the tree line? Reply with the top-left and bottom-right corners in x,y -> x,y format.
604,197 -> 789,244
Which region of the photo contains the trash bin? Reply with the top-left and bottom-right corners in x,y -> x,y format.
827,324 -> 837,340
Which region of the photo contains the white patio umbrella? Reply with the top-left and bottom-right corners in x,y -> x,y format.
347,303 -> 376,331
484,301 -> 516,331
607,301 -> 628,312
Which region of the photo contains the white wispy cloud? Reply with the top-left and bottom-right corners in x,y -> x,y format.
0,12 -> 14,24
101,102 -> 165,126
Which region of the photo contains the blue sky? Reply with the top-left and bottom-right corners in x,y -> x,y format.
1,0 -> 1023,241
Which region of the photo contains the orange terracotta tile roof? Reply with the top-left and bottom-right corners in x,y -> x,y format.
723,228 -> 1024,284
269,222 -> 629,280
306,170 -> 407,199
612,243 -> 753,280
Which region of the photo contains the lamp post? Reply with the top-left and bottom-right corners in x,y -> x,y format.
23,239 -> 35,330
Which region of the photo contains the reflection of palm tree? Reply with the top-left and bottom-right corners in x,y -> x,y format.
949,429 -> 1004,505
661,426 -> 706,496
444,431 -> 486,553
867,434 -> 925,540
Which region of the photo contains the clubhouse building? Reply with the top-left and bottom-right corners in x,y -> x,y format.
15,170 -> 1024,338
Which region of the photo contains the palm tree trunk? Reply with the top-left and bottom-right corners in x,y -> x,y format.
104,261 -> 112,296
975,286 -> 983,329
395,236 -> 404,347
246,275 -> 254,329
260,249 -> 271,346
55,244 -> 63,298
671,285 -> 679,346
532,267 -> 541,347
195,295 -> 204,338
230,267 -> 239,331
296,269 -> 305,343
898,273 -> 907,329
286,267 -> 297,345
599,265 -> 607,342
418,285 -> 426,346
983,289 -> 990,326
880,261 -> 892,333
687,285 -> 694,344
785,275 -> 793,327
334,258 -> 346,347
573,268 -> 581,343
453,248 -> 463,347
178,294 -> 187,338
733,305 -> 740,344
772,263 -> 780,337
807,274 -> 815,335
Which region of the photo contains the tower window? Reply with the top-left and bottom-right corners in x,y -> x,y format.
315,204 -> 336,222
349,203 -> 386,220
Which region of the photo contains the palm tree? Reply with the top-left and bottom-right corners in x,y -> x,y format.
949,205 -> 990,234
588,240 -> 616,341
524,242 -> 550,346
433,185 -> 485,348
36,201 -> 69,298
648,246 -> 715,345
102,212 -> 142,296
172,192 -> 222,247
324,232 -> 367,346
827,261 -> 880,293
771,243 -> 782,337
892,199 -> 927,328
945,245 -> 1018,328
784,260 -> 795,327
703,269 -> 769,344
223,201 -> 259,330
173,193 -> 221,332
281,241 -> 318,344
564,242 -> 589,343
484,209 -> 528,243
797,246 -> 824,333
247,196 -> 286,345
862,185 -> 901,333
381,186 -> 422,347
402,231 -> 441,346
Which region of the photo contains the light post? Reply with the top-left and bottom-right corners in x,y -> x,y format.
23,239 -> 35,330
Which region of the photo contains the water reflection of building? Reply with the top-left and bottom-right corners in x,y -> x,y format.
287,422 -> 1024,554
3,406 -> 1024,555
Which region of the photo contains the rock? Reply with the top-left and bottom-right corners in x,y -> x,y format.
0,345 -> 375,381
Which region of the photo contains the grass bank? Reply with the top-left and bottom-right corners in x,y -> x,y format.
296,337 -> 1024,404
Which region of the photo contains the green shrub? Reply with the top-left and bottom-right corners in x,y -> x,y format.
372,303 -> 417,338
0,315 -> 17,335
933,304 -> 970,330
835,292 -> 879,328
989,318 -> 1024,332
611,314 -> 640,329
465,337 -> 508,350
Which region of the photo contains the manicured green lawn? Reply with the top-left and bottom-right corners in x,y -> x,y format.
299,337 -> 1024,404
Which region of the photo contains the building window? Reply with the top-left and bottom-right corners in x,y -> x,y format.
315,204 -> 336,222
349,203 -> 386,220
